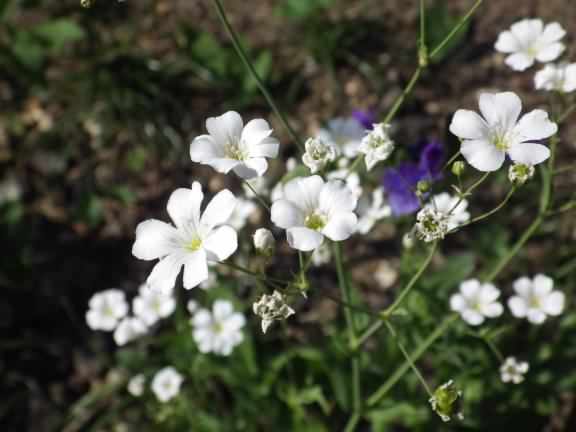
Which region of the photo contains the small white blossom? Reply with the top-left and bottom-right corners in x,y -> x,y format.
415,207 -> 449,242
302,137 -> 337,173
127,374 -> 146,397
113,317 -> 148,346
86,289 -> 129,331
133,284 -> 176,326
271,175 -> 358,251
190,111 -> 279,179
187,299 -> 199,314
228,198 -> 257,231
427,193 -> 470,231
358,123 -> 394,170
450,279 -> 504,326
253,228 -> 275,256
192,300 -> 245,356
317,117 -> 365,159
508,163 -> 535,185
151,367 -> 183,403
132,182 -> 238,292
311,242 -> 332,266
495,19 -> 565,71
253,290 -> 295,333
356,188 -> 391,234
500,357 -> 529,384
508,274 -> 565,324
449,92 -> 557,172
402,232 -> 415,249
535,63 -> 576,92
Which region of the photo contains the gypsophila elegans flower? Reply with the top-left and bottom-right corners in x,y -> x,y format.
429,380 -> 464,422
253,228 -> 275,256
535,63 -> 576,92
190,111 -> 279,179
495,19 -> 566,71
426,193 -> 470,231
316,116 -> 366,159
508,163 -> 535,186
192,300 -> 245,356
86,289 -> 129,331
271,175 -> 358,251
132,283 -> 176,326
132,182 -> 238,293
500,357 -> 529,384
253,290 -> 295,333
450,279 -> 504,326
127,374 -> 146,397
414,207 -> 448,242
228,198 -> 257,231
151,366 -> 183,403
356,188 -> 391,234
508,274 -> 565,324
302,137 -> 337,173
113,317 -> 148,346
326,163 -> 363,201
358,123 -> 395,170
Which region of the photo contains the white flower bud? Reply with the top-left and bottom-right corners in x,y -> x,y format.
253,228 -> 275,256
127,374 -> 145,397
252,291 -> 295,333
302,137 -> 337,173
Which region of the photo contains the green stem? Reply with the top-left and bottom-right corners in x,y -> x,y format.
442,151 -> 461,172
243,180 -> 270,211
211,0 -> 304,152
383,67 -> 423,124
448,171 -> 490,215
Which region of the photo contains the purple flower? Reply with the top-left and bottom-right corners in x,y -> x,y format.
382,139 -> 445,216
352,109 -> 376,130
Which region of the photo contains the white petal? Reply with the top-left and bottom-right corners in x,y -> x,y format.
318,180 -> 358,215
495,30 -> 519,53
241,119 -> 272,144
540,22 -> 566,44
449,110 -> 488,140
193,309 -> 212,327
508,296 -> 528,318
527,309 -> 547,324
132,219 -> 180,260
481,302 -> 503,318
232,158 -> 268,179
513,276 -> 533,297
206,111 -> 243,146
533,273 -> 554,295
283,175 -> 324,212
480,284 -> 501,303
505,53 -> 534,71
535,42 -> 565,62
460,279 -> 481,298
563,64 -> 576,92
213,300 -> 234,320
203,225 -> 238,261
205,157 -> 241,174
479,92 -> 522,129
510,19 -> 542,45
508,143 -> 550,166
286,227 -> 324,251
250,136 -> 279,158
190,135 -> 223,163
147,252 -> 186,293
182,249 -> 208,289
271,199 -> 304,229
226,313 -> 246,330
462,309 -> 484,326
450,294 -> 466,312
543,291 -> 565,316
514,109 -> 557,141
200,189 -> 237,229
322,212 -> 357,241
167,184 -> 203,229
460,139 -> 505,171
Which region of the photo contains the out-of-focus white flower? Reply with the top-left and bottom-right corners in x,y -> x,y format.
242,177 -> 269,198
187,299 -> 199,314
535,63 -> 576,92
271,175 -> 358,251
426,193 -> 470,231
450,279 -> 504,326
302,137 -> 337,173
508,163 -> 535,185
326,160 -> 363,201
429,380 -> 464,422
286,157 -> 297,171
311,242 -> 332,266
199,271 -> 217,290
133,284 -> 176,326
253,290 -> 295,333
356,188 -> 391,234
113,317 -> 148,346
0,177 -> 22,205
228,198 -> 257,231
358,123 -> 394,170
415,207 -> 448,242
495,19 -> 565,71
190,111 -> 279,179
151,367 -> 183,403
500,357 -> 529,384
317,117 -> 365,159
86,289 -> 129,331
127,374 -> 146,397
449,92 -> 556,171
253,228 -> 275,256
132,182 -> 238,292
192,300 -> 245,356
508,274 -> 564,324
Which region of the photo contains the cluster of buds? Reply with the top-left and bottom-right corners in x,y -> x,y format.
252,290 -> 295,333
415,207 -> 448,242
302,137 -> 337,173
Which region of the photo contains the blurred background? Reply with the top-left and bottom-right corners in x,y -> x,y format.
1,0 -> 576,431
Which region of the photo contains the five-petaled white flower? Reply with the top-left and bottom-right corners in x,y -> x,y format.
450,279 -> 504,326
133,283 -> 176,326
495,19 -> 565,71
356,188 -> 391,234
127,374 -> 146,397
450,92 -> 557,172
508,274 -> 565,324
534,63 -> 576,93
192,300 -> 245,356
151,366 -> 184,403
113,317 -> 148,346
500,357 -> 529,384
426,193 -> 470,232
132,182 -> 238,293
358,123 -> 395,171
86,289 -> 128,331
271,175 -> 358,251
302,137 -> 337,173
190,111 -> 279,179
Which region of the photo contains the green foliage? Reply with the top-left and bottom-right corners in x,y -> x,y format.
426,0 -> 469,62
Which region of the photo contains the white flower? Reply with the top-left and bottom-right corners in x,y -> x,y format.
192,300 -> 245,356
190,111 -> 279,179
450,279 -> 504,326
271,175 -> 358,251
253,228 -> 275,256
508,274 -> 565,324
535,63 -> 576,92
508,163 -> 535,185
302,137 -> 337,173
495,19 -> 565,71
326,160 -> 363,200
127,374 -> 146,397
151,366 -> 183,403
427,193 -> 470,231
133,283 -> 176,326
311,242 -> 332,266
113,317 -> 148,346
86,289 -> 128,331
356,188 -> 391,234
132,182 -> 238,293
228,198 -> 257,231
187,299 -> 199,314
252,291 -> 295,333
317,117 -> 365,158
358,123 -> 394,170
402,232 -> 415,249
449,92 -> 557,172
415,207 -> 449,242
500,357 -> 529,384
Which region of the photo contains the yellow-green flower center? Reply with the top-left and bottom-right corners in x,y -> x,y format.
305,212 -> 327,231
186,237 -> 203,251
224,140 -> 248,161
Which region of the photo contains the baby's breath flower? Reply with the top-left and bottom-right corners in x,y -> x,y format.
86,289 -> 129,331
356,188 -> 391,234
415,207 -> 448,242
450,279 -> 503,326
113,317 -> 148,346
508,274 -> 564,324
192,300 -> 245,356
253,228 -> 275,256
253,290 -> 295,333
358,123 -> 394,170
429,380 -> 464,422
132,283 -> 176,326
317,117 -> 365,159
127,374 -> 146,397
302,137 -> 337,173
535,63 -> 576,92
500,357 -> 529,384
151,367 -> 183,403
508,163 -> 535,186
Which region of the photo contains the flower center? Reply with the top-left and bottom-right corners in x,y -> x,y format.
529,295 -> 541,309
211,321 -> 224,334
305,211 -> 327,231
185,236 -> 203,251
224,139 -> 248,161
491,131 -> 509,151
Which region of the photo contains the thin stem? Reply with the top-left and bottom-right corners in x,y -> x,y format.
447,171 -> 490,215
243,180 -> 270,211
383,67 -> 423,124
441,151 -> 461,172
418,0 -> 428,66
211,0 -> 304,152
482,335 -> 504,362
558,103 -> 576,123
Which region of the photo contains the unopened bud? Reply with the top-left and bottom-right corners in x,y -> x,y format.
253,228 -> 275,257
416,180 -> 430,195
508,163 -> 534,186
429,380 -> 464,422
451,161 -> 465,177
